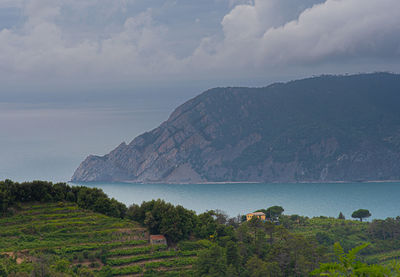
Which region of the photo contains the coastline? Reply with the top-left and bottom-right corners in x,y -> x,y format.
70,179 -> 400,185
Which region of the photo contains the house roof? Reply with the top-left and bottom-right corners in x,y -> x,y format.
248,212 -> 265,216
150,235 -> 166,240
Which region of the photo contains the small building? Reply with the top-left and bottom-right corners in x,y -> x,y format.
150,234 -> 167,245
246,212 -> 266,221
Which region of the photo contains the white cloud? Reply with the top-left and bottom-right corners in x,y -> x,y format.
191,0 -> 400,72
0,0 -> 399,88
0,2 -> 180,82
257,0 -> 400,65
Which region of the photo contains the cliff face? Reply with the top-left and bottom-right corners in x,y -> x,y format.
72,73 -> 400,183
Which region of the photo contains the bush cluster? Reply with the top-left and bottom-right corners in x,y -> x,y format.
0,180 -> 126,218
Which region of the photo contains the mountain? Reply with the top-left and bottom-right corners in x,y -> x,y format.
72,73 -> 400,183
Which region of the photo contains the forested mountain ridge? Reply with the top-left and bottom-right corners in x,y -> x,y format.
72,73 -> 400,183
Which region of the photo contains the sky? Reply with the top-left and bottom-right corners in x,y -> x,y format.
1,0 -> 400,182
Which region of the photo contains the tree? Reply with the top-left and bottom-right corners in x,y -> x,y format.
144,211 -> 157,233
31,256 -> 51,277
248,217 -> 263,242
312,243 -> 391,276
127,199 -> 197,242
0,263 -> 7,277
268,231 -> 323,276
264,221 -> 275,245
195,211 -> 218,239
195,245 -> 227,276
351,209 -> 371,222
266,206 -> 284,220
368,217 -> 400,240
227,215 -> 242,228
0,190 -> 10,214
254,229 -> 268,258
246,256 -> 282,277
213,209 -> 229,225
226,241 -> 240,267
338,212 -> 345,220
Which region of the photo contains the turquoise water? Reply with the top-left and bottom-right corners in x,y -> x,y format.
70,182 -> 400,220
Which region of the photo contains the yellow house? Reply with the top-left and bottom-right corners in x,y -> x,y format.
246,212 -> 266,221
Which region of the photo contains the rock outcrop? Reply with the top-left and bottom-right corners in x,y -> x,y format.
72,73 -> 400,183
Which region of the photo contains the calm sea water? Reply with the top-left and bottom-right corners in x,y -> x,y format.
70,182 -> 400,220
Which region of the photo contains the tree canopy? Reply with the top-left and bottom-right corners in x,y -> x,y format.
126,199 -> 197,242
0,180 -> 126,218
351,209 -> 371,222
266,206 -> 284,219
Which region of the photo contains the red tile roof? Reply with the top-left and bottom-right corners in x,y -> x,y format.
150,235 -> 166,240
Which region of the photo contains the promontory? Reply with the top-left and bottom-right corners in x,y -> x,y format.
72,73 -> 400,183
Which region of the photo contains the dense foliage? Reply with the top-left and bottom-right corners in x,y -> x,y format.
0,180 -> 201,243
352,209 -> 372,222
0,202 -> 195,276
126,200 -> 197,242
0,180 -> 126,218
313,243 -> 400,276
256,205 -> 284,220
193,216 -> 327,276
1,179 -> 400,276
369,217 -> 400,241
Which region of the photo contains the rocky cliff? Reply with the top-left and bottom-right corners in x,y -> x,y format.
72,73 -> 400,183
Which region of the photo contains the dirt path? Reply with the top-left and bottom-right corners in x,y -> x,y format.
3,251 -> 32,264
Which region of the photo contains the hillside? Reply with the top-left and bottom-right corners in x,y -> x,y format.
1,180 -> 400,276
0,202 -> 197,276
2,203 -> 399,276
72,73 -> 400,183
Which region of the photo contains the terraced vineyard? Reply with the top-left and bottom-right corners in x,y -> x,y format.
0,202 -> 199,276
287,216 -> 400,265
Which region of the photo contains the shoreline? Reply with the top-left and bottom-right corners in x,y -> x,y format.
70,179 -> 400,185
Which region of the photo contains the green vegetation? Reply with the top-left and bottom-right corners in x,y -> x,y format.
0,179 -> 126,218
190,213 -> 400,276
352,209 -> 372,222
127,199 -> 197,242
256,205 -> 284,220
313,243 -> 400,276
1,179 -> 400,276
0,201 -> 198,276
0,180 -> 201,276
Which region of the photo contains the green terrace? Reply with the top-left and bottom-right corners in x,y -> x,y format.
0,202 -> 201,276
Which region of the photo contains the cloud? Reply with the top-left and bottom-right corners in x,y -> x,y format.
0,1 -> 180,83
24,0 -> 61,25
0,0 -> 26,8
0,0 -> 399,89
193,0 -> 400,71
258,0 -> 400,65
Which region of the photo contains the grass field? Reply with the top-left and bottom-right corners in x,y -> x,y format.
0,202 -> 199,276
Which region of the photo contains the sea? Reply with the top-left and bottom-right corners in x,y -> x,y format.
69,182 -> 400,220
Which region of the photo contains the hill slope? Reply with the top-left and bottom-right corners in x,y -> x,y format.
72,73 -> 400,183
0,202 -> 197,276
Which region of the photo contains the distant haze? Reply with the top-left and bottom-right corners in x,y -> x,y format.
1,0 -> 399,182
